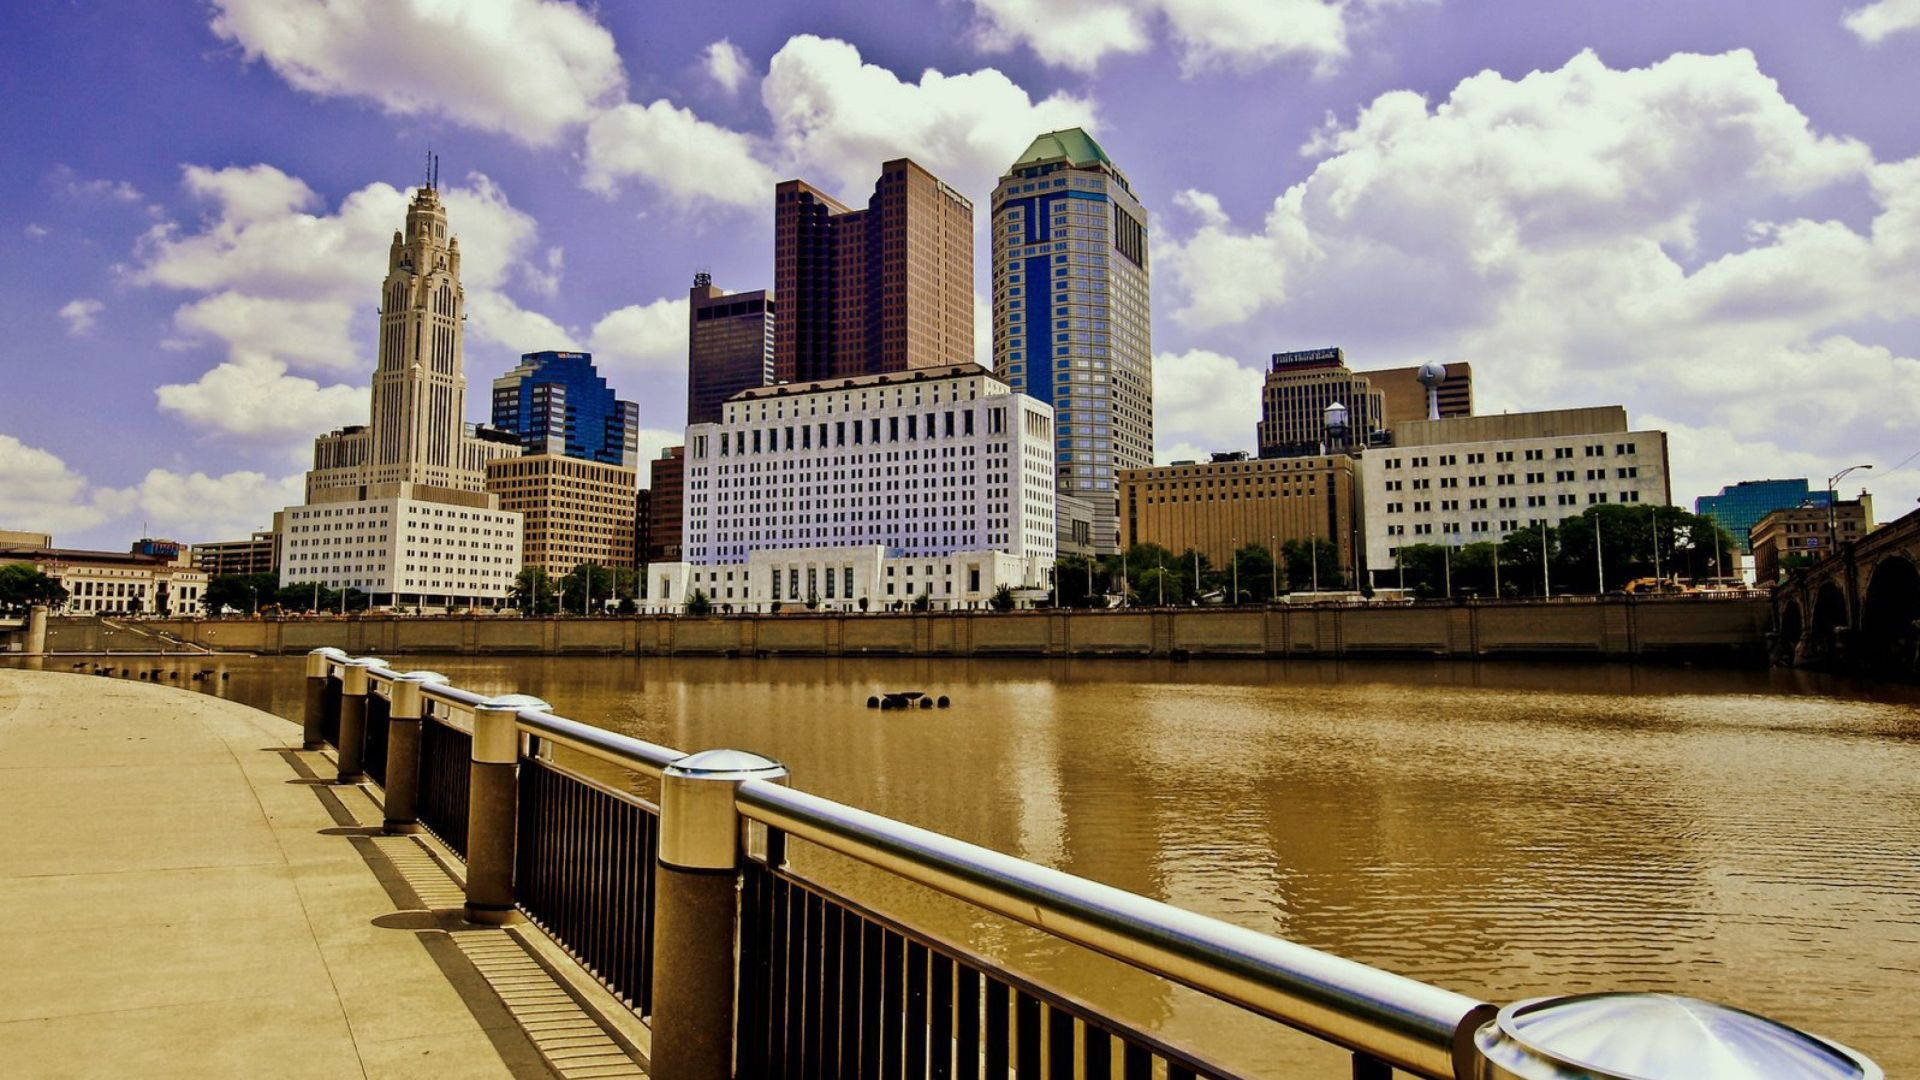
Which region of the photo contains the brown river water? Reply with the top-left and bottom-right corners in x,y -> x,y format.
39,654 -> 1920,1075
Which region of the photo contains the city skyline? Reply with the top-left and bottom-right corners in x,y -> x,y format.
3,1 -> 1918,549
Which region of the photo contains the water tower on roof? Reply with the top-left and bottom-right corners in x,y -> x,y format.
1416,360 -> 1448,421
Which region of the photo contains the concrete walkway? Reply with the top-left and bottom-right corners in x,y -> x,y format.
0,667 -> 648,1079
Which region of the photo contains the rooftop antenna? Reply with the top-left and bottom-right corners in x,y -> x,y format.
433,152 -> 439,190
424,148 -> 432,191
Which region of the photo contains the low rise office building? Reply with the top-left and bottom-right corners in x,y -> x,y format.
192,530 -> 279,577
486,454 -> 637,578
2,539 -> 207,616
646,446 -> 685,564
1120,453 -> 1363,577
1697,479 -> 1832,553
646,364 -> 1056,610
1751,495 -> 1873,582
1362,406 -> 1671,587
1370,362 -> 1473,425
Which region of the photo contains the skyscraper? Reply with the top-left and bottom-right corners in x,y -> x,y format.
1257,348 -> 1386,459
490,350 -> 641,467
991,128 -> 1151,553
687,275 -> 774,426
773,159 -> 973,383
281,176 -> 522,609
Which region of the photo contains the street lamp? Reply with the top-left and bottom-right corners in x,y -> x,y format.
1825,464 -> 1872,557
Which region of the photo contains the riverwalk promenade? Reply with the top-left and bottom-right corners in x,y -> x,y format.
0,668 -> 648,1079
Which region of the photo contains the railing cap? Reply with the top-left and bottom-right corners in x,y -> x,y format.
665,748 -> 785,781
344,656 -> 384,668
479,693 -> 550,712
395,670 -> 451,684
1473,993 -> 1880,1079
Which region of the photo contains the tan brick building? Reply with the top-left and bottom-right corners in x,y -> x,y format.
773,159 -> 973,383
1120,455 -> 1363,578
1369,361 -> 1474,425
1257,348 -> 1386,459
485,454 -> 637,578
1751,495 -> 1874,583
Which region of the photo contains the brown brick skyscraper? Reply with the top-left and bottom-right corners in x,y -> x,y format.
773,159 -> 973,383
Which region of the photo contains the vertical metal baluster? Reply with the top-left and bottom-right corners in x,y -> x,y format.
819,894 -> 843,1077
859,920 -> 883,1080
784,880 -> 806,1074
801,891 -> 822,1080
984,978 -> 1010,1080
929,952 -> 953,1080
838,907 -> 861,1078
956,966 -> 980,1080
640,807 -> 657,1014
769,877 -> 791,1076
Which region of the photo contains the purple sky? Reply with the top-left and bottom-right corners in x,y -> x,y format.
3,0 -> 1918,548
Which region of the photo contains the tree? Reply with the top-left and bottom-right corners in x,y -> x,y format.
276,581 -> 336,613
989,584 -> 1016,612
1278,539 -> 1344,593
1054,554 -> 1106,608
558,563 -> 617,614
0,564 -> 67,614
1228,543 -> 1277,604
684,588 -> 712,616
205,572 -> 277,615
1132,567 -> 1186,607
509,568 -> 560,615
910,590 -> 932,612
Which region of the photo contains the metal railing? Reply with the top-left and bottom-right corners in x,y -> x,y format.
300,649 -> 1882,1080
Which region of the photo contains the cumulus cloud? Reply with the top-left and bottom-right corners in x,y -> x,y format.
59,298 -> 104,336
155,354 -> 365,438
208,0 -> 626,145
1844,0 -> 1920,42
703,39 -> 752,94
1158,48 -> 1920,507
0,436 -> 124,535
104,467 -> 306,544
50,165 -> 143,203
24,223 -> 49,239
586,298 -> 688,374
1152,348 -> 1265,460
132,162 -> 572,444
967,0 -> 1424,75
581,99 -> 778,207
763,35 -> 1098,201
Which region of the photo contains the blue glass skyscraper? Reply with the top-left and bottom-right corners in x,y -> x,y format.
490,351 -> 640,467
1695,478 -> 1831,552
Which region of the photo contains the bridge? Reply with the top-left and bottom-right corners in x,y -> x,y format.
1772,504 -> 1920,675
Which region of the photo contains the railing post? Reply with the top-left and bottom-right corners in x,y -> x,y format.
652,749 -> 787,1080
383,671 -> 446,834
302,647 -> 340,751
464,694 -> 548,925
334,657 -> 381,783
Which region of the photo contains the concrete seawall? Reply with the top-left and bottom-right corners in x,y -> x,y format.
54,596 -> 1773,662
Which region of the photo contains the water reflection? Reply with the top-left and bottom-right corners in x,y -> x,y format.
18,654 -> 1916,1075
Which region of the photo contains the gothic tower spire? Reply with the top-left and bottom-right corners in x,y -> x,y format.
366,182 -> 468,489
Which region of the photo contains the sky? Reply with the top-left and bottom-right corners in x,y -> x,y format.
2,0 -> 1918,549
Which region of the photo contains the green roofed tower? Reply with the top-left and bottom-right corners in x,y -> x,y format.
991,129 -> 1151,554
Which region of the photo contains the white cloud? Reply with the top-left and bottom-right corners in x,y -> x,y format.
586,298 -> 688,375
704,39 -> 752,94
104,467 -> 306,544
50,165 -> 142,203
155,354 -> 364,439
0,436 -> 124,535
523,246 -> 565,298
762,34 -> 1097,201
132,162 -> 569,444
1844,0 -> 1920,42
24,223 -> 49,239
59,298 -> 104,336
967,0 -> 1425,76
1157,49 -> 1920,508
634,428 -> 682,470
208,0 -> 626,145
1152,348 -> 1264,460
581,99 -> 778,207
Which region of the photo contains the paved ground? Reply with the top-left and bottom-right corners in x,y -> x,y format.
0,666 -> 648,1079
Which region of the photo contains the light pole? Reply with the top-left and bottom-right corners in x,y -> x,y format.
247,584 -> 257,617
1270,533 -> 1278,601
1651,509 -> 1661,585
1443,542 -> 1452,599
1826,464 -> 1872,558
1231,540 -> 1239,606
1594,516 -> 1605,594
1310,534 -> 1319,595
1541,524 -> 1551,599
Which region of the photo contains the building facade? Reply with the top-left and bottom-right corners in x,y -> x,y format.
1370,362 -> 1474,425
653,364 -> 1055,609
277,495 -> 519,604
1362,406 -> 1672,585
485,454 -> 637,578
1697,479 -> 1833,553
2,541 -> 207,616
1751,496 -> 1874,583
773,159 -> 973,383
1120,454 -> 1364,579
645,446 -> 685,563
1258,348 -> 1386,459
688,276 -> 774,426
278,180 -> 522,609
191,530 -> 279,577
644,546 -> 1040,612
991,128 -> 1151,555
490,351 -> 641,467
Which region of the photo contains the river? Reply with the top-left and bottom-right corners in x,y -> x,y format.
70,654 -> 1920,1074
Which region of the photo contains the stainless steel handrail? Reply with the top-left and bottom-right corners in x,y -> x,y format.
324,653 -> 1487,1077
736,779 -> 1490,1080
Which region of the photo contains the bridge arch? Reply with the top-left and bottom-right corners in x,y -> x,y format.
1860,555 -> 1920,675
1808,582 -> 1849,663
1775,598 -> 1804,663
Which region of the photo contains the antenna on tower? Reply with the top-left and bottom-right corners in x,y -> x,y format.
432,153 -> 439,190
424,147 -> 432,191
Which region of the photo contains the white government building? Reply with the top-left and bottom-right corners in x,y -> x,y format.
276,180 -> 523,610
1362,405 -> 1672,587
647,364 -> 1057,611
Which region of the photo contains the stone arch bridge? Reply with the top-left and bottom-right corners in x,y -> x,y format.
1772,504 -> 1920,676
